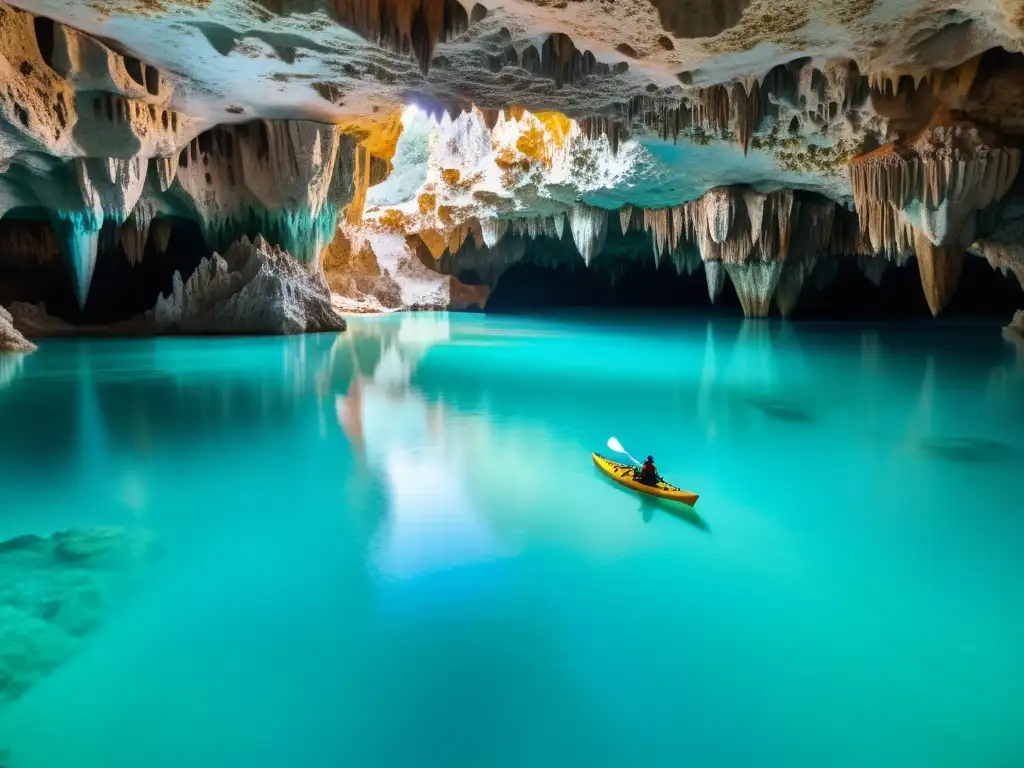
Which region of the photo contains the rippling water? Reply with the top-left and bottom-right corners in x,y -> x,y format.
1,313 -> 1022,767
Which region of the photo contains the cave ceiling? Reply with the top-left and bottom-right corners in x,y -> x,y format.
1,0 -> 1024,319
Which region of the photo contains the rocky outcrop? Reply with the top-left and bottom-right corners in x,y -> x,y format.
150,236 -> 346,335
1005,310 -> 1024,346
0,526 -> 156,706
0,303 -> 35,352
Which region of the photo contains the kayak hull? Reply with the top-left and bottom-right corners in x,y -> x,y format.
592,453 -> 699,506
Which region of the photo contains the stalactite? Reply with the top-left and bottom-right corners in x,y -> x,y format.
619,204 -> 633,235
858,253 -> 888,286
154,155 -> 177,192
330,0 -> 471,75
447,221 -> 472,254
120,220 -> 146,266
0,224 -> 62,264
568,204 -> 607,266
702,187 -> 738,245
347,144 -> 373,225
480,217 -> 508,248
152,218 -> 173,255
644,207 -> 670,262
913,229 -> 964,316
509,215 -> 562,241
724,261 -> 783,318
704,260 -> 725,303
50,211 -> 102,309
553,211 -> 565,240
849,139 -> 1022,259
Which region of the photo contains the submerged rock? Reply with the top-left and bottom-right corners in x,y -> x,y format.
915,437 -> 1017,464
0,305 -> 35,353
0,527 -> 157,706
748,395 -> 816,424
150,235 -> 346,335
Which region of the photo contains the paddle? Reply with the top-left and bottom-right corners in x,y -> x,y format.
606,436 -> 642,467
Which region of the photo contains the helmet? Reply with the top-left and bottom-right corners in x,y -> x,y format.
646,455 -> 654,462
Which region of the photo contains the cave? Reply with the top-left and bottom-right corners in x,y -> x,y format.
1,1 -> 1023,765
0,215 -> 211,325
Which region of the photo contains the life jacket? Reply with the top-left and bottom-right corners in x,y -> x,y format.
641,461 -> 656,475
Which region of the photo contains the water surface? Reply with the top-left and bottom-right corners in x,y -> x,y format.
1,313 -> 1022,767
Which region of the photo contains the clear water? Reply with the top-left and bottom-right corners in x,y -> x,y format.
1,313 -> 1022,767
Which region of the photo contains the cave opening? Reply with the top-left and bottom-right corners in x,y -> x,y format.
122,56 -> 146,88
143,64 -> 160,96
0,215 -> 211,326
32,16 -> 55,70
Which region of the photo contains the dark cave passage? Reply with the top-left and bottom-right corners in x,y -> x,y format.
440,225 -> 1022,321
0,216 -> 211,324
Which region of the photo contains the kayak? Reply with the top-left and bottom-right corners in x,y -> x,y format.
591,453 -> 699,506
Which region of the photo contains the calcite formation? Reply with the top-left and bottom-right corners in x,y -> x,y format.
0,303 -> 35,351
150,235 -> 347,335
0,0 -> 1021,325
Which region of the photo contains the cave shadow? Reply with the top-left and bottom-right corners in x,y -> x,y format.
0,215 -> 210,325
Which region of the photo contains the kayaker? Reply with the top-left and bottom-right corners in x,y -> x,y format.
635,455 -> 660,485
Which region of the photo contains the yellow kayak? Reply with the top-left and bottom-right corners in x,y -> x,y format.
592,453 -> 699,507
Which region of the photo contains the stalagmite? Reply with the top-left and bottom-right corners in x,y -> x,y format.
724,261 -> 783,318
568,204 -> 607,266
704,260 -> 725,303
913,230 -> 964,316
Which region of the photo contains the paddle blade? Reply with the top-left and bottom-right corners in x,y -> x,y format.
607,436 -> 626,454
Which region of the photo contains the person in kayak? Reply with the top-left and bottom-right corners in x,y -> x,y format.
635,455 -> 661,486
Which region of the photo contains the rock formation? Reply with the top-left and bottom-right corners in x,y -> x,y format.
1006,310 -> 1024,346
0,303 -> 35,352
0,0 -> 1020,325
150,235 -> 346,335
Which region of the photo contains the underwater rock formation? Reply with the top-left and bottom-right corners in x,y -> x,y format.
151,236 -> 346,335
0,304 -> 35,352
0,526 -> 156,705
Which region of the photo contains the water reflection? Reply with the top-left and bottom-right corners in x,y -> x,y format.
1,313 -> 1022,768
0,353 -> 26,391
326,316 -> 511,579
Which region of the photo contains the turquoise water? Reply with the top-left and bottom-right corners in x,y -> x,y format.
1,313 -> 1022,767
